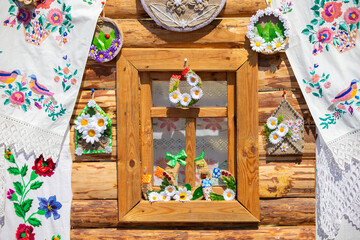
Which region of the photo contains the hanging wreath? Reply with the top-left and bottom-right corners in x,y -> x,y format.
246,7 -> 291,55
168,68 -> 203,107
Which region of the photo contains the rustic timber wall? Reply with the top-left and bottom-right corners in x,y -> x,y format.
69,0 -> 316,239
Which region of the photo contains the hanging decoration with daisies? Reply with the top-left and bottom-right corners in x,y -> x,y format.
246,6 -> 291,54
169,68 -> 203,107
142,149 -> 237,202
74,96 -> 113,155
88,17 -> 122,63
264,92 -> 304,155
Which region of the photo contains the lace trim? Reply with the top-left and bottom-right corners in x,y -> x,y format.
0,145 -> 5,230
0,113 -> 64,160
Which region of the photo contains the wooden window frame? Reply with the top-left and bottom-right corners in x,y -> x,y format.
117,48 -> 259,224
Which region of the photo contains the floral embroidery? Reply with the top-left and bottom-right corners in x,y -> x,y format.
302,0 -> 360,55
4,0 -> 73,46
202,118 -> 224,132
278,0 -> 293,14
0,70 -> 66,121
53,55 -> 78,92
157,118 -> 179,131
320,79 -> 360,129
51,235 -> 61,240
302,64 -> 331,98
5,149 -> 62,239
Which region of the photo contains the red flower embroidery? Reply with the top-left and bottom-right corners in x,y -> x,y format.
32,154 -> 56,177
321,2 -> 342,23
16,224 -> 35,240
36,0 -> 55,9
202,118 -> 224,132
158,118 -> 179,131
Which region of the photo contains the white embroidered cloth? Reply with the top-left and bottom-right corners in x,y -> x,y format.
271,1 -> 360,239
0,0 -> 104,235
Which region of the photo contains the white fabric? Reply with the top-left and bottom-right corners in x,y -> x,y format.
0,128 -> 72,239
270,1 -> 360,239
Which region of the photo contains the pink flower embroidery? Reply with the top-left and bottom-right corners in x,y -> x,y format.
202,118 -> 224,132
311,74 -> 320,83
16,8 -> 32,25
324,82 -> 331,89
317,28 -> 334,44
344,7 -> 360,24
47,9 -> 63,26
305,86 -> 312,93
63,67 -> 69,75
54,76 -> 60,82
71,78 -> 77,85
158,118 -> 179,131
36,0 -> 55,9
9,91 -> 25,105
321,2 -> 342,23
334,111 -> 341,118
337,104 -> 346,110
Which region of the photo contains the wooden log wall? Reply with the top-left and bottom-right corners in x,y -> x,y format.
69,0 -> 316,238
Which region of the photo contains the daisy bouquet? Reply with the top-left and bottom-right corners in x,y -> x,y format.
74,99 -> 112,155
246,7 -> 291,54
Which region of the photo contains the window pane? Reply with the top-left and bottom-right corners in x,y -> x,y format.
195,118 -> 228,186
153,118 -> 186,186
152,81 -> 227,107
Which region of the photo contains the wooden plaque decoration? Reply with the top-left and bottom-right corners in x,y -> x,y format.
140,0 -> 227,32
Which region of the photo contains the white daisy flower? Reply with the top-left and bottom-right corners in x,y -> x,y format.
105,146 -> 112,154
169,90 -> 181,104
180,93 -> 192,107
292,125 -> 300,133
190,86 -> 203,100
93,112 -> 108,133
284,29 -> 291,38
159,191 -> 170,201
273,9 -> 281,17
250,15 -> 258,23
148,192 -> 160,202
202,187 -> 212,195
75,113 -> 93,133
283,21 -> 290,29
87,99 -> 96,108
286,120 -> 294,128
205,195 -> 211,201
269,131 -> 282,145
280,142 -> 288,152
246,31 -> 255,39
82,125 -> 101,144
272,37 -> 285,51
292,133 -> 299,142
266,116 -> 278,130
264,7 -> 273,16
247,23 -> 255,32
250,36 -> 265,52
277,123 -> 289,137
186,73 -> 199,86
256,9 -> 264,18
264,42 -> 273,53
223,189 -> 236,201
279,14 -> 287,22
75,148 -> 83,156
174,187 -> 192,201
165,185 -> 176,197
295,118 -> 303,127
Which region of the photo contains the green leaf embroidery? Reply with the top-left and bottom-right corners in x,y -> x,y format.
339,22 -> 348,32
13,181 -> 23,195
21,104 -> 27,112
311,5 -> 320,10
8,5 -> 15,13
4,99 -> 10,105
14,203 -> 25,218
310,19 -> 318,25
30,171 -> 38,181
28,217 -> 42,227
10,192 -> 18,202
7,167 -> 20,175
5,90 -> 12,96
192,186 -> 203,200
20,165 -> 28,177
30,181 -> 43,190
21,199 -> 33,213
37,209 -> 46,215
210,192 -> 224,201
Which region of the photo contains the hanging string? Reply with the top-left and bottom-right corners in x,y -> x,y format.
283,90 -> 287,100
91,89 -> 95,100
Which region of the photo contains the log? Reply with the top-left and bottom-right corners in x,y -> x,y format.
71,161 -> 315,199
70,198 -> 315,228
71,226 -> 315,239
104,0 -> 267,19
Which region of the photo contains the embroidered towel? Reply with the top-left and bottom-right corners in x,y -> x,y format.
0,0 -> 104,236
271,1 -> 360,239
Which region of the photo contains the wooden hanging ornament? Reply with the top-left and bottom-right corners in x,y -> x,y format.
74,90 -> 113,155
141,0 -> 226,32
264,91 -> 304,155
88,17 -> 123,63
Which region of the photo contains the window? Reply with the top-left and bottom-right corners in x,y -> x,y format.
117,48 -> 259,223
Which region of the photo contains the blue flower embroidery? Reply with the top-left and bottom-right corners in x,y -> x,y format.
212,167 -> 221,179
38,195 -> 62,220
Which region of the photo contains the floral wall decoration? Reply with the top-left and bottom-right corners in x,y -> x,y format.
140,0 -> 226,32
88,17 -> 122,63
301,0 -> 360,55
264,95 -> 304,155
246,7 -> 291,54
74,98 -> 113,155
142,149 -> 236,202
169,68 -> 203,107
